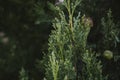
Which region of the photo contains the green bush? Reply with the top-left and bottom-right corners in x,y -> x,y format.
44,0 -> 108,80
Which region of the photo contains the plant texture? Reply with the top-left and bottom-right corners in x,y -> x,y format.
81,50 -> 108,80
44,0 -> 108,80
19,67 -> 28,80
101,10 -> 120,50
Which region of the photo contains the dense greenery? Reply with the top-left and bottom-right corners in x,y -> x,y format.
0,0 -> 120,80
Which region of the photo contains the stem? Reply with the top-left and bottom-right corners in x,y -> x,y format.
66,0 -> 73,42
67,1 -> 78,79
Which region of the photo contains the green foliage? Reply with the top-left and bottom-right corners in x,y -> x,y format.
0,0 -> 120,80
98,10 -> 120,80
101,10 -> 120,49
44,0 -> 81,79
44,0 -> 107,80
82,50 -> 108,80
19,67 -> 29,80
